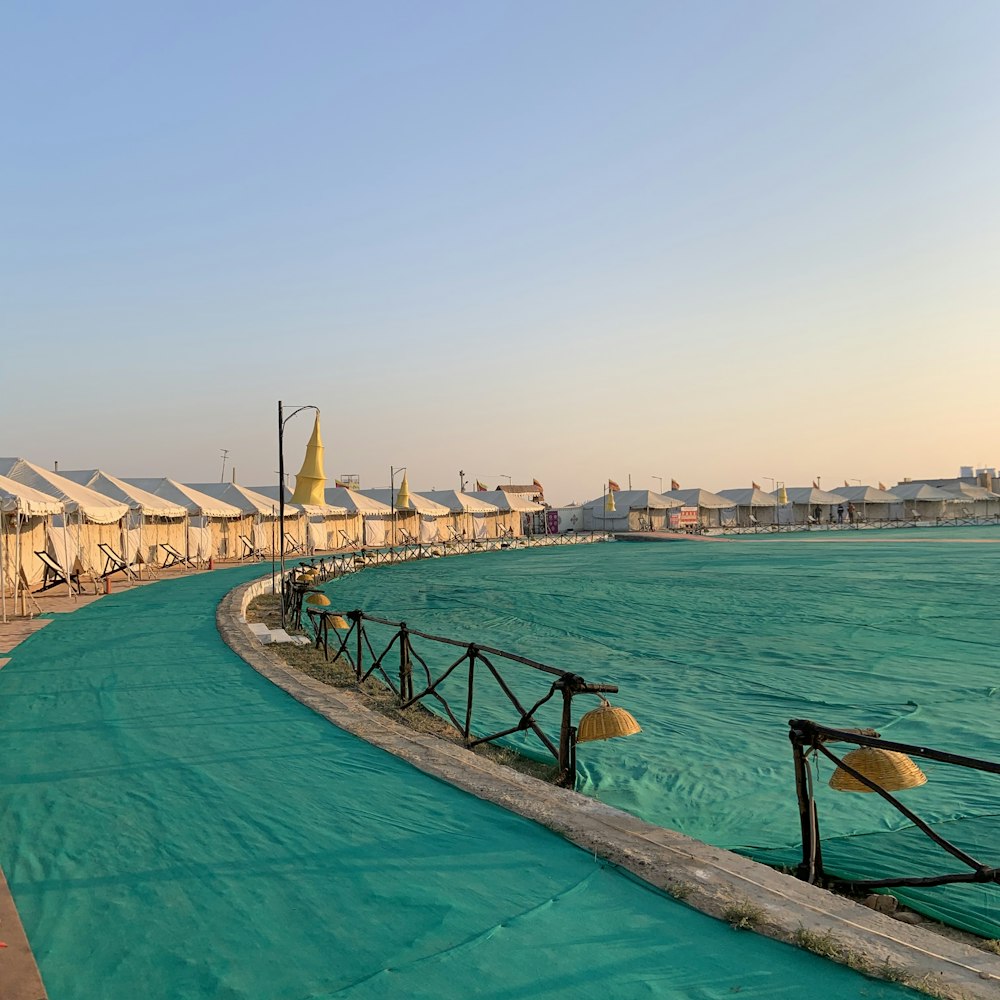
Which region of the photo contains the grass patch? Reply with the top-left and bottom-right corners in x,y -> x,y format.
723,900 -> 764,930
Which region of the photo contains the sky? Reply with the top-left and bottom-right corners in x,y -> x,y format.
4,1 -> 999,506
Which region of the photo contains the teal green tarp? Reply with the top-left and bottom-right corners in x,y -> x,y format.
0,564 -> 915,998
324,528 -> 1000,938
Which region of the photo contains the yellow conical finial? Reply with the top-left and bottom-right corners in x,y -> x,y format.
777,485 -> 788,505
395,472 -> 411,510
290,413 -> 326,506
605,489 -> 616,512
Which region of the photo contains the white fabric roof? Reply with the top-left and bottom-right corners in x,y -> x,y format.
0,458 -> 130,523
773,487 -> 849,505
831,485 -> 902,503
323,486 -> 392,515
582,490 -> 684,512
188,482 -> 298,517
666,488 -> 733,509
125,478 -> 243,518
61,469 -> 189,518
245,484 -> 347,516
890,482 -> 955,501
413,490 -> 500,513
468,489 -> 544,512
359,489 -> 452,516
937,483 -> 999,501
718,488 -> 778,508
0,474 -> 64,516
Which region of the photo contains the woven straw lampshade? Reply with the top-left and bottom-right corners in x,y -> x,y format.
306,593 -> 331,606
577,699 -> 641,743
829,747 -> 927,793
329,614 -> 350,630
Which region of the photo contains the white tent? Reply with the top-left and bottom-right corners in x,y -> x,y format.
829,485 -> 902,523
770,486 -> 849,525
359,489 -> 451,544
936,482 -> 1000,518
189,482 -> 298,557
718,488 -> 779,527
247,484 -> 350,552
580,490 -> 683,532
666,488 -> 736,528
0,458 -> 130,582
416,490 -> 502,541
62,469 -> 189,572
126,478 -> 243,561
889,482 -> 953,521
1,475 -> 64,618
468,490 -> 543,537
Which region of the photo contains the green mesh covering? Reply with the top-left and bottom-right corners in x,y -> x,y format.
325,527 -> 1000,938
0,564 -> 916,998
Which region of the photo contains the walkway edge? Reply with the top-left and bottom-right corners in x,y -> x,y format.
0,864 -> 47,1000
218,576 -> 1000,1000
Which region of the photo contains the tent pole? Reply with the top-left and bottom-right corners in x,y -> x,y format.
1,510 -> 7,623
14,510 -> 22,612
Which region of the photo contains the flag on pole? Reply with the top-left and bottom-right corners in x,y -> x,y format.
671,479 -> 680,490
608,479 -> 620,492
844,480 -> 849,487
475,480 -> 487,492
879,481 -> 888,491
812,480 -> 819,489
751,481 -> 760,490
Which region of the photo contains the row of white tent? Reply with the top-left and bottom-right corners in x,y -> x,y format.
0,457 -> 547,603
574,483 -> 1000,531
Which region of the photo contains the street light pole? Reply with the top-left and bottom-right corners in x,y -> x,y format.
277,399 -> 319,627
653,476 -> 663,492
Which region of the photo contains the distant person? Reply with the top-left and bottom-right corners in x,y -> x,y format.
847,501 -> 856,524
813,505 -> 822,522
837,504 -> 844,523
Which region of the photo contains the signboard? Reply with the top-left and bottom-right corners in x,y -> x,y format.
679,506 -> 699,527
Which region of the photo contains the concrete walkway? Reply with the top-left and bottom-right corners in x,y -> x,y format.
220,574 -> 1000,1000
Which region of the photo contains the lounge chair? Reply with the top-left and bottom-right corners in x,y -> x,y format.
98,542 -> 138,581
34,551 -> 82,594
160,542 -> 196,569
240,533 -> 265,560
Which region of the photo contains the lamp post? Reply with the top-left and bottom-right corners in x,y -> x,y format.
391,466 -> 408,545
653,476 -> 663,493
277,399 -> 319,627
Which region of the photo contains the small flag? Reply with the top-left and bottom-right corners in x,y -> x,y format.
334,479 -> 351,489
751,481 -> 760,490
879,481 -> 887,491
475,480 -> 487,492
812,480 -> 819,489
671,479 -> 680,490
608,479 -> 620,492
844,480 -> 849,487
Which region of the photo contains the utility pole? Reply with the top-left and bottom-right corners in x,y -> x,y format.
459,469 -> 467,492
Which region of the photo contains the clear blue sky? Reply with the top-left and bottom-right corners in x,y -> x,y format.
4,1 -> 999,505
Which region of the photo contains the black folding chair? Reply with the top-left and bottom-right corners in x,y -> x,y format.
98,542 -> 138,580
160,543 -> 196,568
34,551 -> 81,594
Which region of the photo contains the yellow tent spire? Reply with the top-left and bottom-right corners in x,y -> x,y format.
395,472 -> 411,509
290,412 -> 326,506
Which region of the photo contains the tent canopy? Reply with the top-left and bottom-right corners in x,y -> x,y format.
936,483 -> 999,501
832,485 -> 901,503
125,478 -> 243,518
582,490 -> 683,512
890,482 -> 955,501
773,487 -> 848,506
417,490 -> 500,514
247,484 -> 347,516
0,474 -> 64,516
718,488 -> 778,508
468,489 -> 544,513
322,486 -> 392,515
666,488 -> 733,509
187,482 -> 299,518
359,489 -> 451,516
0,458 -> 129,523
61,469 -> 188,518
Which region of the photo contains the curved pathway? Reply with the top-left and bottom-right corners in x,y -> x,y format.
0,563 -> 919,998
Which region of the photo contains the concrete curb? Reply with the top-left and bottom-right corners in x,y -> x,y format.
219,576 -> 1000,999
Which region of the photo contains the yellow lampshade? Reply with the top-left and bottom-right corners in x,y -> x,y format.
306,592 -> 330,606
330,614 -> 350,630
829,747 -> 927,793
577,699 -> 641,743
